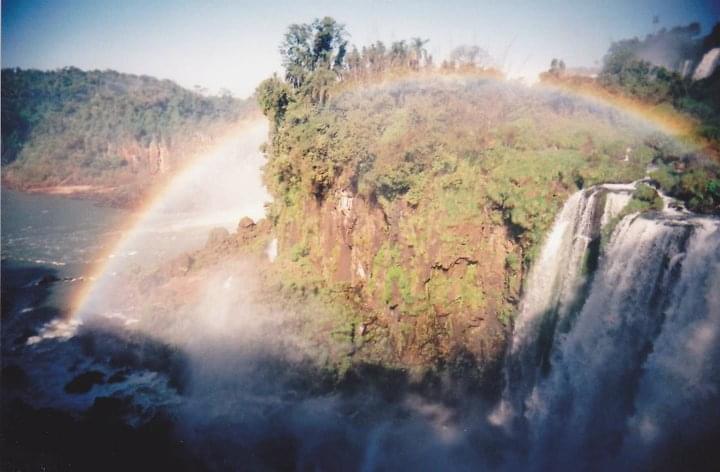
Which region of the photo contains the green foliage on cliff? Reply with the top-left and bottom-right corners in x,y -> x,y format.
262,75 -> 656,253
594,22 -> 720,129
259,53 -> 663,367
598,34 -> 720,142
632,182 -> 665,210
539,22 -> 720,214
1,67 -> 252,187
642,134 -> 720,213
650,163 -> 720,213
256,17 -> 717,368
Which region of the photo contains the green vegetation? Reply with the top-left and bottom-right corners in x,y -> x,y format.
262,75 -> 653,215
632,182 -> 665,210
541,22 -> 720,137
650,161 -> 720,213
254,17 -> 691,369
539,22 -> 720,214
597,23 -> 720,141
1,67 -> 253,191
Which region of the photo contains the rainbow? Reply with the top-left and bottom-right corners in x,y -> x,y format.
67,74 -> 709,326
339,70 -> 704,144
536,79 -> 702,145
68,116 -> 269,322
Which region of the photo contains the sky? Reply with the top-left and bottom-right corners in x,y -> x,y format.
2,0 -> 719,98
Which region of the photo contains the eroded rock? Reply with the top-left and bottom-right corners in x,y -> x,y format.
206,227 -> 230,248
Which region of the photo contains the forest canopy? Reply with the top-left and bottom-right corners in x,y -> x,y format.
1,67 -> 253,194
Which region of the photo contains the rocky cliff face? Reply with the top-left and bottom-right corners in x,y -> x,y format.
273,179 -> 520,379
109,137 -> 170,175
258,76 -> 669,377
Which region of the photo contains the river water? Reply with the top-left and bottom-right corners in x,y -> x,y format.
2,189 -> 125,314
1,121 -> 276,470
1,188 -> 206,468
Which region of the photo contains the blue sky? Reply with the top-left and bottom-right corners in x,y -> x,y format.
2,0 -> 719,98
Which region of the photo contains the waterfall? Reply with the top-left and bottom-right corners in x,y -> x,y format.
504,184 -> 633,399
692,48 -> 720,81
496,182 -> 720,470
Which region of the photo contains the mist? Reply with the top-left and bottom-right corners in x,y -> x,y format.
46,81 -> 716,471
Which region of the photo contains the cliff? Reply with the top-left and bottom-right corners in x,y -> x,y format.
254,76 -> 682,379
1,67 -> 257,207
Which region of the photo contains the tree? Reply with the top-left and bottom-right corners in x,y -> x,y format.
280,23 -> 314,88
409,37 -> 429,70
365,41 -> 388,74
389,40 -> 409,68
280,17 -> 347,91
256,74 -> 293,124
346,46 -> 362,77
598,40 -> 684,103
312,16 -> 347,72
449,45 -> 491,70
547,58 -> 566,78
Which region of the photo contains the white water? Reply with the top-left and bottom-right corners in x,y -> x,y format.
505,184 -> 633,396
498,182 -> 720,470
693,47 -> 720,81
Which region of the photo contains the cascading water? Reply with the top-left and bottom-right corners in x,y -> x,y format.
502,184 -> 634,401
496,182 -> 720,470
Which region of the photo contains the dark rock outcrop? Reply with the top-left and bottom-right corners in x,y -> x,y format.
64,371 -> 105,394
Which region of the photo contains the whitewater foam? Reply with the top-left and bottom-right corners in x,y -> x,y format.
500,181 -> 720,469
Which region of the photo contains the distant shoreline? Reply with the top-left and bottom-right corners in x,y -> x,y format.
25,184 -> 116,196
2,181 -> 143,210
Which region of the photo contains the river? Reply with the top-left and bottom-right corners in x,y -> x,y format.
1,121 -> 275,469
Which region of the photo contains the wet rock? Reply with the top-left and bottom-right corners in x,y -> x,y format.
64,370 -> 105,394
237,217 -> 269,244
107,370 -> 129,384
1,398 -> 204,470
86,396 -> 133,420
256,218 -> 272,233
468,315 -> 485,327
168,253 -> 194,276
238,216 -> 256,230
206,227 -> 230,248
37,274 -> 61,286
